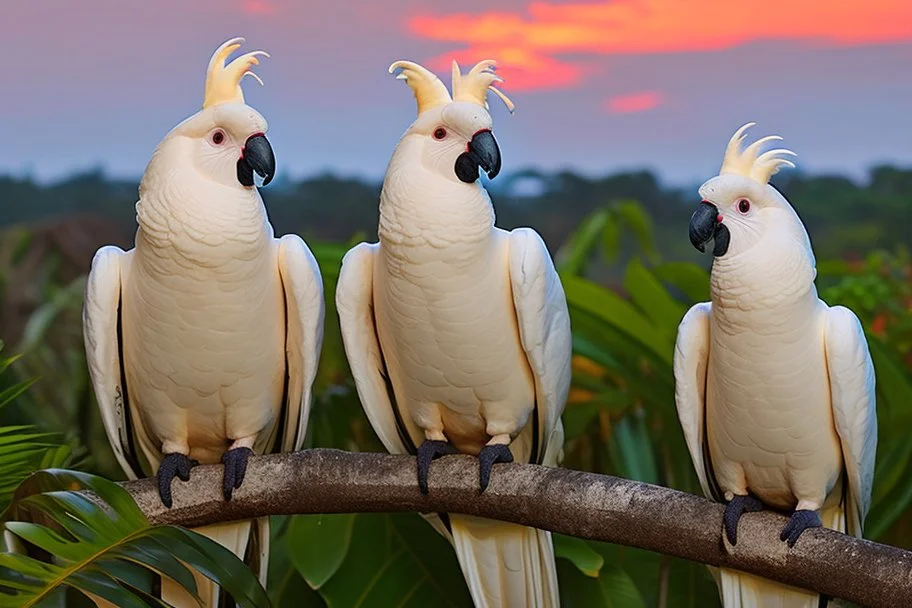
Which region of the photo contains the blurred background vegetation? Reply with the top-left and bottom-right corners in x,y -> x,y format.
0,165 -> 908,607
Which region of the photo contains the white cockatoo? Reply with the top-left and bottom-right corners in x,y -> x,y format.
336,60 -> 571,608
674,123 -> 877,607
83,38 -> 324,607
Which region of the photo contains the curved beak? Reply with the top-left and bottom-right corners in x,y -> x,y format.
237,133 -> 275,187
455,129 -> 502,183
689,200 -> 730,257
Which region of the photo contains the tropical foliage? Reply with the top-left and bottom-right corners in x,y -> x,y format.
0,169 -> 908,606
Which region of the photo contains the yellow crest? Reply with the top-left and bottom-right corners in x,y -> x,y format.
203,37 -> 269,109
389,59 -> 515,116
720,122 -> 797,185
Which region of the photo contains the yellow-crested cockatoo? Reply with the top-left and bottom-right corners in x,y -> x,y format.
83,38 -> 324,607
336,60 -> 570,608
674,123 -> 877,607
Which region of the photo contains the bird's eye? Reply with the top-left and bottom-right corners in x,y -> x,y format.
211,130 -> 226,145
737,199 -> 751,214
433,127 -> 447,140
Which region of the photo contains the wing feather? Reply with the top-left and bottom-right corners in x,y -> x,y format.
673,302 -> 717,500
336,243 -> 411,455
83,246 -> 143,479
276,235 -> 325,452
507,228 -> 571,466
825,305 -> 877,537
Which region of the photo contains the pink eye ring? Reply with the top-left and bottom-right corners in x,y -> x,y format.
737,199 -> 751,214
211,130 -> 226,145
433,127 -> 447,140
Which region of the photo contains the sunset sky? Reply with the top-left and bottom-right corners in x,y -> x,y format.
2,0 -> 910,184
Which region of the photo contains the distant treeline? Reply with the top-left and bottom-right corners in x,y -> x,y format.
0,166 -> 908,262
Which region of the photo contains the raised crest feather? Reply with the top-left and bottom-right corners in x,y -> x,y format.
720,122 -> 797,185
390,59 -> 515,116
203,37 -> 269,109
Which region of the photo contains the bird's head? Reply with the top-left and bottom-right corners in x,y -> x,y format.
143,38 -> 275,193
691,123 -> 806,259
388,60 -> 514,184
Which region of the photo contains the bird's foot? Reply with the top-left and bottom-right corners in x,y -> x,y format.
417,439 -> 460,495
723,493 -> 765,545
477,444 -> 513,493
780,509 -> 822,548
222,447 -> 254,501
157,453 -> 198,509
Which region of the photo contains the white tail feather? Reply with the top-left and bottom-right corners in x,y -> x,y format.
450,514 -> 559,608
719,503 -> 845,608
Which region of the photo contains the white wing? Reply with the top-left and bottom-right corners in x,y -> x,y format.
825,305 -> 877,537
673,302 -> 717,500
276,235 -> 325,452
507,228 -> 571,467
336,243 -> 410,455
83,246 -> 143,480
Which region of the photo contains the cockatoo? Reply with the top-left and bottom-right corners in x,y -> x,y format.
83,38 -> 324,607
336,60 -> 571,608
674,123 -> 877,607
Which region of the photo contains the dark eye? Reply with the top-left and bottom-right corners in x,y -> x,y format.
737,199 -> 751,214
211,130 -> 226,145
433,127 -> 447,140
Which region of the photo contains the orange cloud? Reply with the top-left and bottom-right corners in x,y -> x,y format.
605,91 -> 663,113
426,48 -> 582,91
408,0 -> 912,90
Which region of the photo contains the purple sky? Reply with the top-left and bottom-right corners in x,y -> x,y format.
2,0 -> 910,185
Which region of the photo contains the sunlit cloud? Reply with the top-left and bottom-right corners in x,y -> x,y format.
241,0 -> 276,16
408,0 -> 912,91
605,91 -> 663,114
425,48 -> 582,91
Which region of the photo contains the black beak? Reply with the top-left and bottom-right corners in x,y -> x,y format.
689,200 -> 730,257
455,129 -> 501,183
237,133 -> 275,187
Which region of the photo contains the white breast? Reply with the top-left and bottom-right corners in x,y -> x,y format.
122,193 -> 285,463
706,245 -> 843,509
374,169 -> 535,453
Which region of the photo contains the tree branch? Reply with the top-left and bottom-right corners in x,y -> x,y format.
122,449 -> 912,608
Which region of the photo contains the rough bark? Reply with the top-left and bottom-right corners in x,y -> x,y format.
123,449 -> 912,608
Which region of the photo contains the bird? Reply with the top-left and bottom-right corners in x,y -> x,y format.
674,122 -> 877,608
82,37 -> 324,607
335,59 -> 571,608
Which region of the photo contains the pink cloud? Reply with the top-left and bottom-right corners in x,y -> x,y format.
605,91 -> 663,114
241,0 -> 276,16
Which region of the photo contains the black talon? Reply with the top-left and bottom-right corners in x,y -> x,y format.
222,447 -> 254,501
477,444 -> 513,493
156,453 -> 198,509
417,440 -> 460,495
723,493 -> 765,545
780,509 -> 822,548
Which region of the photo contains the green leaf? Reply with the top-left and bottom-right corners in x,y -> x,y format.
610,414 -> 659,484
0,378 -> 40,410
613,200 -> 659,264
623,258 -> 686,333
562,275 -> 672,365
0,469 -> 269,608
601,212 -> 622,264
315,513 -> 472,608
288,514 -> 356,589
554,535 -> 604,578
557,558 -> 646,608
557,210 -> 610,275
652,262 -> 711,304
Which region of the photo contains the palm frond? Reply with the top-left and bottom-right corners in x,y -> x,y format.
0,469 -> 270,608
